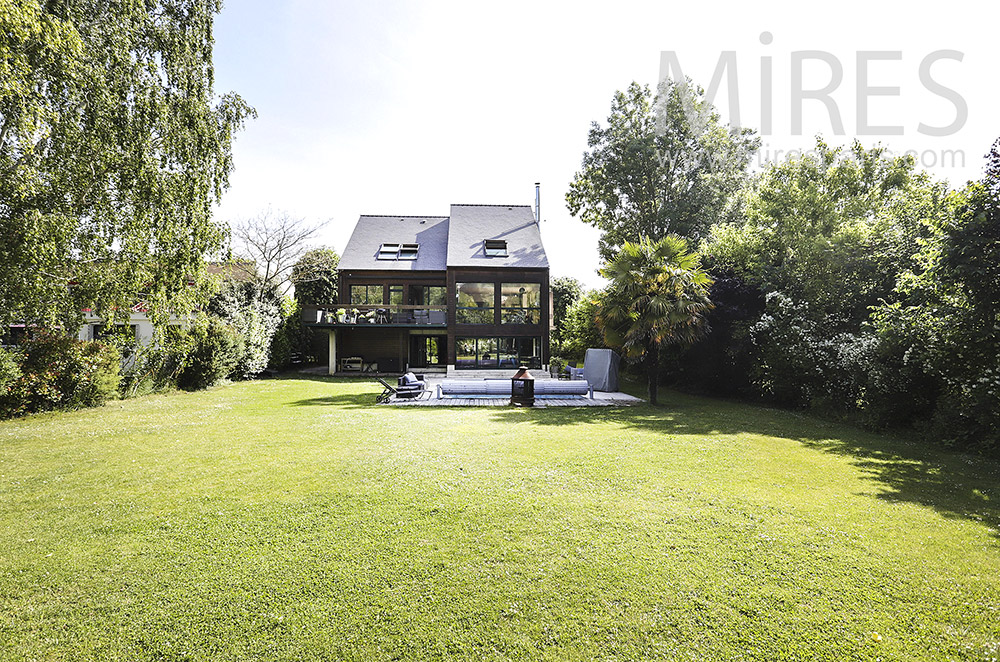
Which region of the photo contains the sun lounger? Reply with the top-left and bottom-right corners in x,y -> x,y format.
375,373 -> 426,403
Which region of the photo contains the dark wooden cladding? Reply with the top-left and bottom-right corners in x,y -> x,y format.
337,327 -> 404,362
330,265 -> 550,369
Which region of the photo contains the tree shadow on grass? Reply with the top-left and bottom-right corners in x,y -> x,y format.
287,392 -> 377,408
487,392 -> 1000,542
795,434 -> 999,540
274,373 -> 382,409
271,374 -> 1000,541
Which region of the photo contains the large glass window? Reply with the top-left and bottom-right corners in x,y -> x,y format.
497,338 -> 518,368
408,285 -> 446,306
389,285 -> 404,306
517,337 -> 541,366
456,337 -> 477,369
455,337 -> 541,369
456,282 -> 494,324
350,285 -> 383,305
501,282 -> 541,324
477,338 -> 498,368
410,285 -> 447,324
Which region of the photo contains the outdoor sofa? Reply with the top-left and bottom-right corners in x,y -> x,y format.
437,380 -> 593,399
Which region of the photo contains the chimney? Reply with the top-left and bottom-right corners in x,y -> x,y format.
534,182 -> 540,224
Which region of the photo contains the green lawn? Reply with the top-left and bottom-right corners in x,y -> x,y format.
1,377 -> 998,661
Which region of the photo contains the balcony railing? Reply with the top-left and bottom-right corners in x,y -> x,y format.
303,305 -> 447,326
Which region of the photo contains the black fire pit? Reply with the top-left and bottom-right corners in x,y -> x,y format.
510,366 -> 535,407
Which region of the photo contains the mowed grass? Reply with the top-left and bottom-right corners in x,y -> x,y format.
1,377 -> 998,661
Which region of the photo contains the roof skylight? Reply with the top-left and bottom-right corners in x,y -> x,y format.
398,243 -> 419,260
377,243 -> 419,260
484,239 -> 508,257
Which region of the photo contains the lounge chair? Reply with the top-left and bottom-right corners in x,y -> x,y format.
375,373 -> 426,403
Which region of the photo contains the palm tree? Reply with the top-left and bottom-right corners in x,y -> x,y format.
597,236 -> 713,404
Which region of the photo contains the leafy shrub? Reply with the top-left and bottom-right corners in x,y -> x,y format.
0,332 -> 120,417
561,291 -> 607,362
291,248 -> 339,306
869,296 -> 1000,449
550,276 -> 584,352
209,280 -> 282,379
671,271 -> 764,397
117,327 -> 198,398
747,292 -> 877,412
176,320 -> 241,390
747,293 -> 827,407
268,298 -> 309,371
0,347 -> 22,392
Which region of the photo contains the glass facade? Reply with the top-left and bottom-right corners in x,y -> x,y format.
455,336 -> 541,369
408,285 -> 446,306
456,282 -> 494,324
350,285 -> 383,305
500,282 -> 541,324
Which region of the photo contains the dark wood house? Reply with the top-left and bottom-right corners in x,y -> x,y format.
312,203 -> 550,375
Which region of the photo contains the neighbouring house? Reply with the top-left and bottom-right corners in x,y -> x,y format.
74,262 -> 256,346
308,203 -> 551,376
77,303 -> 161,345
2,304 -> 175,349
0,261 -> 256,349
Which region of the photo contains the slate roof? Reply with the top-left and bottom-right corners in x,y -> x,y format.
338,215 -> 450,271
445,204 -> 548,269
339,204 -> 548,271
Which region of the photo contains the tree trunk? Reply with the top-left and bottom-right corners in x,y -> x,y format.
646,342 -> 660,405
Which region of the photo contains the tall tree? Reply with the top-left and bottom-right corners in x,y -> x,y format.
549,275 -> 583,350
291,247 -> 340,306
567,80 -> 758,260
560,289 -> 607,361
868,137 -> 1000,446
695,140 -> 948,410
597,236 -> 713,404
705,140 -> 943,329
0,0 -> 254,331
230,209 -> 325,295
938,137 -> 1000,323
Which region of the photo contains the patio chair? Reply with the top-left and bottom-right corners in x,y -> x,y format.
375,374 -> 426,403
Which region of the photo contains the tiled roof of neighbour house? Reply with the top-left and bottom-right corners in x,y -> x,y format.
207,260 -> 257,282
339,215 -> 450,271
445,204 -> 549,269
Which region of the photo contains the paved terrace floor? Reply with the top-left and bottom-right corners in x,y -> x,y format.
378,375 -> 644,407
294,366 -> 644,407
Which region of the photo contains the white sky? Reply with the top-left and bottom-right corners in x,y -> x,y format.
212,0 -> 998,291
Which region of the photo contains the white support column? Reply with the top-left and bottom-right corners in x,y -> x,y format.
328,329 -> 337,375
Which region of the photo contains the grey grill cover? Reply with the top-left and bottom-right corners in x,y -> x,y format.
583,349 -> 620,392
